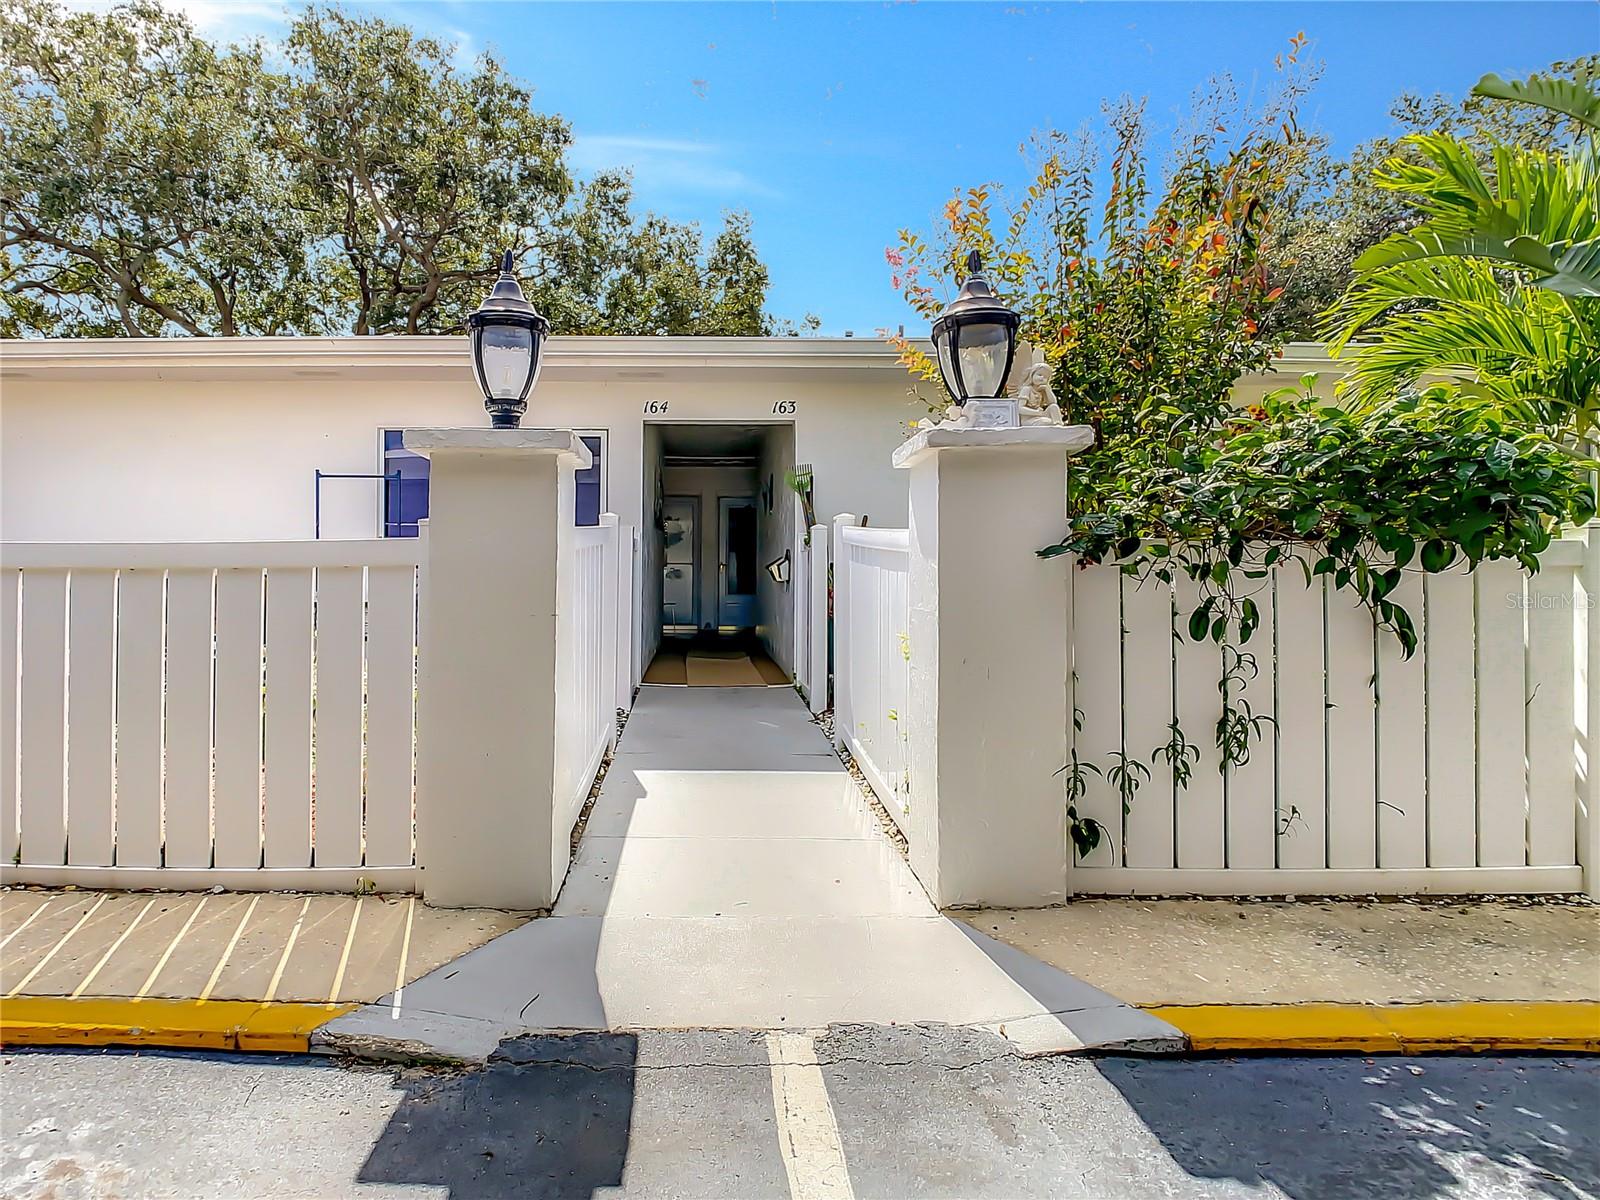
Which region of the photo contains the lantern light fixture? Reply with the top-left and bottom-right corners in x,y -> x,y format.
930,250 -> 1022,420
466,249 -> 550,429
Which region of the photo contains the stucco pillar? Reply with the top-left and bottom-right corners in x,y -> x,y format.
894,425 -> 1094,908
404,428 -> 591,909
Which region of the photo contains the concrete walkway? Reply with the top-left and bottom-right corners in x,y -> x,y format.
324,686 -> 1180,1060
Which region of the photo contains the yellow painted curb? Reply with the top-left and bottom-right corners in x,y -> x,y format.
1145,1001 -> 1600,1054
0,997 -> 357,1053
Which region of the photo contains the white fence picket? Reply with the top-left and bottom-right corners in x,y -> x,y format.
1274,571 -> 1327,868
1526,563 -> 1577,865
1476,560 -> 1528,867
0,569 -> 19,867
1121,577 -> 1175,868
364,565 -> 415,868
312,567 -> 365,868
809,525 -> 829,716
1071,566 -> 1122,865
114,569 -> 165,869
1424,570 -> 1477,867
163,569 -> 215,868
263,568 -> 314,869
1174,577 -> 1225,869
213,569 -> 264,869
1226,575 -> 1277,871
1325,587 -> 1377,870
18,570 -> 68,866
1376,571 -> 1428,869
65,571 -> 116,867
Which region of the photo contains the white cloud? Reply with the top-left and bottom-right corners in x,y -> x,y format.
59,0 -> 289,41
570,134 -> 781,200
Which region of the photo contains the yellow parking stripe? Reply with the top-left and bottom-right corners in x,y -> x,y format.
6,896 -> 108,997
137,897 -> 208,998
262,897 -> 312,1003
326,897 -> 363,1004
198,895 -> 259,1002
0,897 -> 56,951
390,896 -> 415,1019
72,897 -> 158,998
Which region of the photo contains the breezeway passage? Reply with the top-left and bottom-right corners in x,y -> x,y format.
323,686 -> 1179,1060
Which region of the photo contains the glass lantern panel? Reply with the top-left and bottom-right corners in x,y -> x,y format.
477,323 -> 535,400
934,332 -> 959,401
955,321 -> 1011,398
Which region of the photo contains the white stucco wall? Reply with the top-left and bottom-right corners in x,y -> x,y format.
1,366 -> 917,545
756,424 -> 796,673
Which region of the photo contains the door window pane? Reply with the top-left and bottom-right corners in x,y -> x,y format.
727,503 -> 756,595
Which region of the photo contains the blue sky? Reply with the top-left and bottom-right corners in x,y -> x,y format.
109,1 -> 1589,333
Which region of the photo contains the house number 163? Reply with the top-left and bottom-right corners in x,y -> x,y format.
771,400 -> 797,414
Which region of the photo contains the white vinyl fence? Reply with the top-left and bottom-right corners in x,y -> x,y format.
1,540 -> 421,891
832,517 -> 912,833
554,516 -> 624,856
1070,542 -> 1590,895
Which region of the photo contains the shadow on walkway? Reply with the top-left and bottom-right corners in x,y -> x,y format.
358,1033 -> 637,1200
1096,1054 -> 1600,1200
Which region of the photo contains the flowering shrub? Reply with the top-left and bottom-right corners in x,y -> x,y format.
886,47 -> 1596,857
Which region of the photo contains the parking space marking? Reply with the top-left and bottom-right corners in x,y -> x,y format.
390,896 -> 414,1019
6,895 -> 107,997
72,896 -> 158,998
198,895 -> 259,1002
137,897 -> 208,998
766,1031 -> 854,1200
0,897 -> 56,952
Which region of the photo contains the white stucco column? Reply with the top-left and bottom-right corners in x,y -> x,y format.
404,428 -> 591,910
894,425 -> 1094,908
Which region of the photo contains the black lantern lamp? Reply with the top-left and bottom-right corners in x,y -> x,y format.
930,250 -> 1021,405
467,250 -> 550,429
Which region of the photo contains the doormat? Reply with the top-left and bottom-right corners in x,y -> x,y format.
685,654 -> 767,686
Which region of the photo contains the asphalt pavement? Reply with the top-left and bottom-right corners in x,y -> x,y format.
4,1026 -> 1596,1200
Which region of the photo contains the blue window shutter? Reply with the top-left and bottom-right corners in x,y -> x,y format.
575,435 -> 603,526
382,432 -> 430,538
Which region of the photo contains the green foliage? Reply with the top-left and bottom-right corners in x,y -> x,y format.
888,54 -> 1315,413
1,0 -> 779,337
1046,379 -> 1594,657
1325,68 -> 1600,436
1265,56 -> 1597,340
891,50 -> 1597,852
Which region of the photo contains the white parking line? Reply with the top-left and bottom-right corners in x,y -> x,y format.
766,1031 -> 854,1200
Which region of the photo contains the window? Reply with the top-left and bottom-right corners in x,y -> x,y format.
382,431 -> 606,535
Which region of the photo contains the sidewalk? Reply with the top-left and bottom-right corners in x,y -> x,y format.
958,898 -> 1600,1052
321,686 -> 1184,1062
0,888 -> 526,1051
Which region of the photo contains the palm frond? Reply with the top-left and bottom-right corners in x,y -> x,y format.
1472,70 -> 1600,132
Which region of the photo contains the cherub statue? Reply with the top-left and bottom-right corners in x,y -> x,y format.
916,402 -> 975,431
1013,362 -> 1065,426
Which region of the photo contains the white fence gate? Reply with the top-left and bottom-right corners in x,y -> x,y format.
792,522 -> 830,715
1,540 -> 421,891
832,517 -> 912,833
1070,544 -> 1589,894
554,516 -> 623,854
